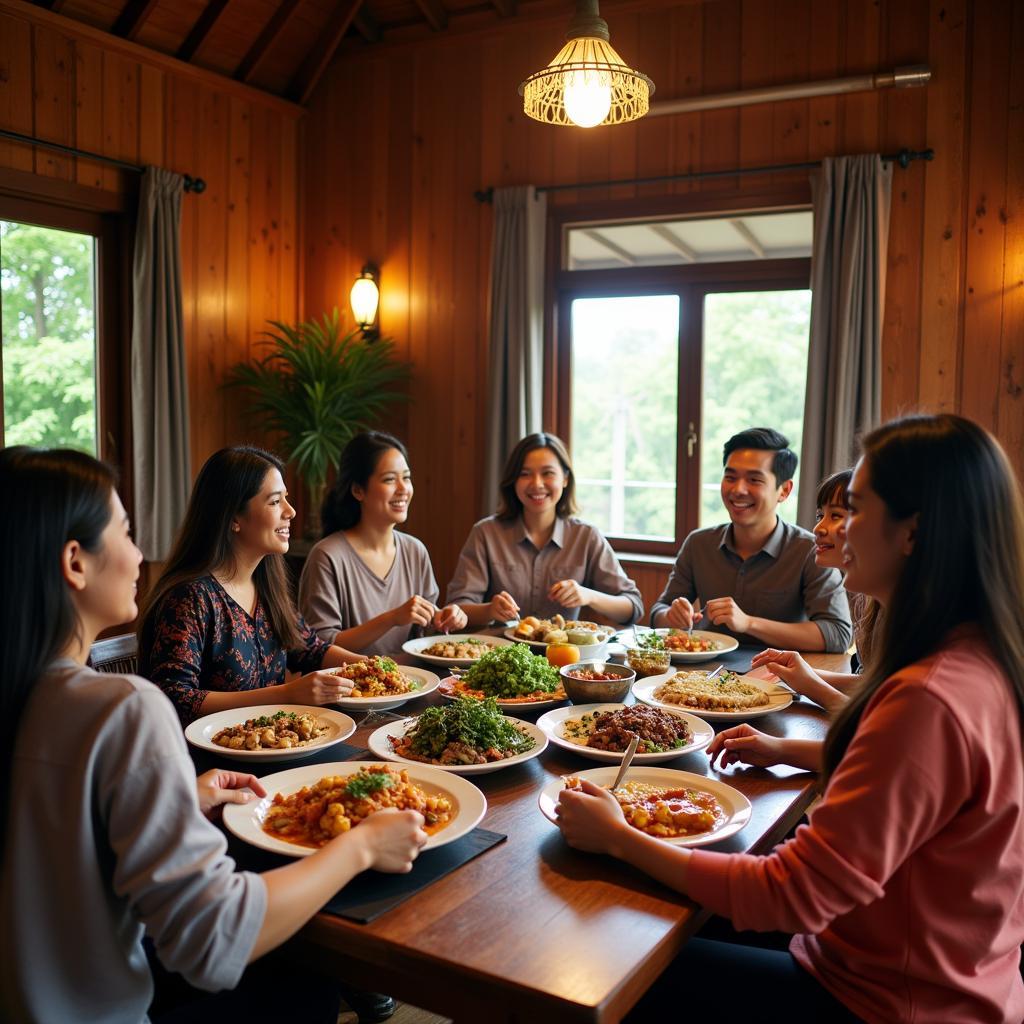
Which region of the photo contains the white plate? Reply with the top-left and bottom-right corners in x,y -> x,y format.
401,633 -> 514,668
536,703 -> 714,764
223,760 -> 487,856
503,626 -> 611,659
538,766 -> 752,847
632,669 -> 792,720
325,664 -> 440,710
622,628 -> 740,663
367,715 -> 548,774
437,676 -> 568,710
184,705 -> 357,763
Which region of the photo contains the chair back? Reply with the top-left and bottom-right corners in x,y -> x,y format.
89,633 -> 139,676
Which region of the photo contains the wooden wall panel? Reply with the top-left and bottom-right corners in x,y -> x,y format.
303,0 -> 1024,602
0,2 -> 303,489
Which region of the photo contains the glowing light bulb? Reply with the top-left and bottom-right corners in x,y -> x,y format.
563,66 -> 612,128
350,273 -> 379,330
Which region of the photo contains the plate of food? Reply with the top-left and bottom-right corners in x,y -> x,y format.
632,668 -> 792,720
504,615 -> 613,657
626,628 -> 739,663
401,633 -> 513,668
367,697 -> 548,774
538,766 -> 752,847
437,643 -> 567,708
223,761 -> 487,856
184,705 -> 357,763
536,703 -> 713,764
325,657 -> 440,710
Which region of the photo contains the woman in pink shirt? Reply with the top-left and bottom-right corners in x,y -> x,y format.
557,414 -> 1024,1024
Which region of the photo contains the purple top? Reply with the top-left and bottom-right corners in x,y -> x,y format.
139,575 -> 328,724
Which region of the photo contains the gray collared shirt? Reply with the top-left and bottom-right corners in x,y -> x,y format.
651,519 -> 852,652
446,514 -> 644,624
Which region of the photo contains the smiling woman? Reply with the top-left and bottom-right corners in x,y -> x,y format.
137,446 -> 366,724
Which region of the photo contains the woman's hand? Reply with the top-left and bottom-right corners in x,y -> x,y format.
707,724 -> 786,769
664,597 -> 701,630
432,603 -> 468,633
555,779 -> 631,855
284,670 -> 355,705
488,591 -> 520,623
751,649 -> 825,698
196,769 -> 266,820
349,808 -> 429,873
391,594 -> 438,628
548,579 -> 593,609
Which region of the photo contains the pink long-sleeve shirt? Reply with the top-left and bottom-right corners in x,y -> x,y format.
687,631 -> 1024,1023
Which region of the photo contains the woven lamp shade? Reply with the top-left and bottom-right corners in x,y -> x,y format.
520,36 -> 654,127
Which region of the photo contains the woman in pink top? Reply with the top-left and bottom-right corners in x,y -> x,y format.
557,414 -> 1024,1024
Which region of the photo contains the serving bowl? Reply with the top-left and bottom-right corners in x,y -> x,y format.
559,660 -> 635,704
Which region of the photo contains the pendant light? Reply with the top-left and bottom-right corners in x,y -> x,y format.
519,0 -> 654,128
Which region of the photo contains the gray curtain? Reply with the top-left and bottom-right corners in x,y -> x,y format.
797,155 -> 893,527
481,185 -> 547,515
131,167 -> 191,561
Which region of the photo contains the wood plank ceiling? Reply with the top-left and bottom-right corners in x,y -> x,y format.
30,0 -> 521,104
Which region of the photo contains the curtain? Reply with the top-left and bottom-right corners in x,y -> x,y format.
481,185 -> 548,515
797,155 -> 893,527
131,167 -> 191,561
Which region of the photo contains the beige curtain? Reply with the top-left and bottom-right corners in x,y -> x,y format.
481,185 -> 547,515
797,155 -> 893,527
131,167 -> 191,560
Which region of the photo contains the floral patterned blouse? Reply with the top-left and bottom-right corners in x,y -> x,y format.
140,575 -> 329,724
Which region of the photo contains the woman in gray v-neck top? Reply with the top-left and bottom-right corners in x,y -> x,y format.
299,433 -> 467,656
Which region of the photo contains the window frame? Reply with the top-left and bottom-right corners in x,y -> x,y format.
546,186 -> 812,557
0,190 -> 131,499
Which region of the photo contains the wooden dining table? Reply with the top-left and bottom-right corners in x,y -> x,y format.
286,646 -> 848,1024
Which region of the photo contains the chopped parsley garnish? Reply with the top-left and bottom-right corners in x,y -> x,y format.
345,770 -> 398,800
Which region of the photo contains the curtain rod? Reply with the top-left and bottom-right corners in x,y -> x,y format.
0,128 -> 206,193
473,148 -> 934,204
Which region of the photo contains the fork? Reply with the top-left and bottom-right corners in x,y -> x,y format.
610,734 -> 640,793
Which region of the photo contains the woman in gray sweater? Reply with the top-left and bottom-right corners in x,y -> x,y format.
0,448 -> 427,1023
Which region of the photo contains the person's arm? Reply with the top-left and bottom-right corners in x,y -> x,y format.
651,541 -> 696,627
802,555 -> 854,654
567,529 -> 644,625
702,597 -> 827,651
328,597 -> 438,652
446,524 -> 518,626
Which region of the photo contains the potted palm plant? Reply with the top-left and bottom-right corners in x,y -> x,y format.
225,309 -> 410,535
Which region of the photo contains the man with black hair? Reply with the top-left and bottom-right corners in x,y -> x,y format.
651,427 -> 852,652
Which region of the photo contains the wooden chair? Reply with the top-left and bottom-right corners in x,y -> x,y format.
88,633 -> 138,675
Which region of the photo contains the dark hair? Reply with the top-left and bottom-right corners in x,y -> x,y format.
139,445 -> 302,651
823,414 -> 1024,781
0,447 -> 116,829
496,433 -> 578,520
722,427 -> 798,485
321,432 -> 409,535
815,469 -> 852,512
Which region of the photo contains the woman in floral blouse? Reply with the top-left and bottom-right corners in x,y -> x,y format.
139,446 -> 365,724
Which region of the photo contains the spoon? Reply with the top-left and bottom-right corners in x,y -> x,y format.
610,734 -> 640,793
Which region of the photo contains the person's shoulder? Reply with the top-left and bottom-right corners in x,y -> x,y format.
777,518 -> 815,543
45,663 -> 180,732
306,532 -> 349,562
164,575 -> 219,602
394,530 -> 430,557
563,516 -> 603,537
680,524 -> 727,550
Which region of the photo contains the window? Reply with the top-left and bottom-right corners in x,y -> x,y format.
555,205 -> 812,554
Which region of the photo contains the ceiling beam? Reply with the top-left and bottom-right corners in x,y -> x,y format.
236,0 -> 301,83
177,0 -> 231,62
111,0 -> 159,40
648,224 -> 696,262
352,6 -> 380,43
583,229 -> 634,266
729,218 -> 766,258
290,0 -> 364,105
490,0 -> 516,15
412,0 -> 447,32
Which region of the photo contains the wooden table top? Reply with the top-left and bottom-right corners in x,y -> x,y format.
291,648 -> 848,1024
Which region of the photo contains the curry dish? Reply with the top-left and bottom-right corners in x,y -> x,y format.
213,710 -> 328,751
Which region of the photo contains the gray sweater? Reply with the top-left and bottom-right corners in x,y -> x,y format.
0,660 -> 266,1023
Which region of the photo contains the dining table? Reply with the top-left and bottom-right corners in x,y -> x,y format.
263,640 -> 848,1023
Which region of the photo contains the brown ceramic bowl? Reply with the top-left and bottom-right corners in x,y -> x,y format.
559,660 -> 635,704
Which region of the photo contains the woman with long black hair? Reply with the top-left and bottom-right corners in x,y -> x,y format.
139,445 -> 365,724
0,448 -> 426,1023
557,414 -> 1024,1023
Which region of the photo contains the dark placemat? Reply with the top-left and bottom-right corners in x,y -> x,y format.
712,644 -> 760,674
323,827 -> 507,922
191,741 -> 372,777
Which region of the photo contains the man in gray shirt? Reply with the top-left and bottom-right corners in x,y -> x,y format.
651,428 -> 852,653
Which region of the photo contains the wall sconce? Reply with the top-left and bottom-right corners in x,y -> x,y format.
350,264 -> 380,339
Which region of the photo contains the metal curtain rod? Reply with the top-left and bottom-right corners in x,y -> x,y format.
0,128 -> 207,193
472,148 -> 934,203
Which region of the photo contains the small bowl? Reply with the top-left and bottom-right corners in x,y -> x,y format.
626,646 -> 671,678
559,660 -> 636,704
